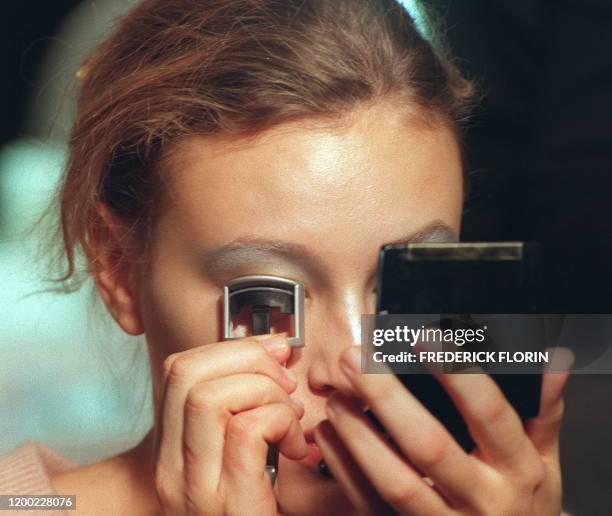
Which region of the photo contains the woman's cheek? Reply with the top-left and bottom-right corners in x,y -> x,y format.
140,264 -> 221,354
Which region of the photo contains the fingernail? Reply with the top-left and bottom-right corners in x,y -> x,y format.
260,334 -> 289,354
340,345 -> 362,375
545,346 -> 575,373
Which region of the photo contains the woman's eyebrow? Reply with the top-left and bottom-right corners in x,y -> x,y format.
386,220 -> 458,245
201,221 -> 456,277
201,237 -> 326,278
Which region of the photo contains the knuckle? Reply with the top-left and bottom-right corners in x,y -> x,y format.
167,355 -> 196,381
227,412 -> 260,442
252,371 -> 277,391
240,342 -> 275,370
185,494 -> 221,516
251,342 -> 276,366
265,384 -> 291,407
499,458 -> 547,503
183,472 -> 210,515
274,402 -> 295,422
242,339 -> 266,357
185,384 -> 217,413
382,478 -> 420,509
184,495 -> 201,516
170,356 -> 195,379
475,394 -> 509,427
246,345 -> 285,380
154,462 -> 178,509
162,353 -> 180,377
505,448 -> 547,492
416,431 -> 450,470
523,459 -> 547,491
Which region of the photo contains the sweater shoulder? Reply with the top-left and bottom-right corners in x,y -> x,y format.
0,440 -> 78,515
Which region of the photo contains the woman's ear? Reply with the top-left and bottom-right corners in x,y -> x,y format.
88,202 -> 145,336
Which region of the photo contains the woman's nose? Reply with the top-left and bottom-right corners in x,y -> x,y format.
305,292 -> 371,393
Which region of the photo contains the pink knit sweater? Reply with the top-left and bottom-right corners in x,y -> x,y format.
0,441 -> 77,515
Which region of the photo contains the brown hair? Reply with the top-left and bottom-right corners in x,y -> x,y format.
50,0 -> 473,290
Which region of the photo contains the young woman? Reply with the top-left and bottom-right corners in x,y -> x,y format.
1,0 -> 570,514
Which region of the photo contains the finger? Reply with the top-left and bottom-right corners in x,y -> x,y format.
222,403 -> 308,510
412,333 -> 529,463
338,346 -> 486,504
155,335 -> 294,496
525,347 -> 573,457
158,334 -> 294,455
314,420 -> 390,516
429,370 -> 543,472
161,334 -> 294,390
417,341 -> 570,468
325,393 -> 456,514
184,374 -> 305,494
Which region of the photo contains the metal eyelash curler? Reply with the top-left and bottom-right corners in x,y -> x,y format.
223,275 -> 305,485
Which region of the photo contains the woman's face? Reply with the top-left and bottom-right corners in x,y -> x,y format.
137,102 -> 463,514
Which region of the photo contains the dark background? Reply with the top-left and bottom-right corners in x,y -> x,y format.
2,1 -> 611,514
1,0 -> 79,145
432,2 -> 612,514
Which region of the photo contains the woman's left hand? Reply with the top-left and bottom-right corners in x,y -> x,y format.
315,346 -> 572,515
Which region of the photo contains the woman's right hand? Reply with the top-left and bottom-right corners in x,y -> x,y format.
153,334 -> 307,516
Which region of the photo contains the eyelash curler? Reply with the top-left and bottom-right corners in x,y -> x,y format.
223,275 -> 305,485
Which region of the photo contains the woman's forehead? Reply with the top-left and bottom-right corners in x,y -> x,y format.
151,105 -> 463,264
161,105 -> 462,214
